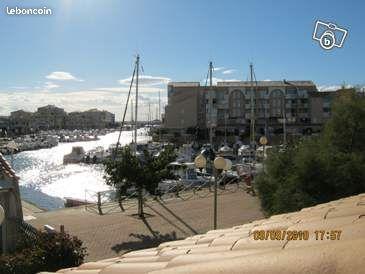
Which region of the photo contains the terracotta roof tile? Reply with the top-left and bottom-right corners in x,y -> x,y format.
149,239 -> 365,274
100,262 -> 168,274
119,256 -> 160,263
54,193 -> 365,274
61,270 -> 101,274
0,152 -> 18,181
78,263 -> 114,270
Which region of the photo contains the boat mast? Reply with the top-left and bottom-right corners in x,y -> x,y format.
115,60 -> 136,157
209,61 -> 213,146
148,100 -> 151,132
250,63 -> 255,146
134,55 -> 139,155
158,90 -> 161,121
131,99 -> 134,139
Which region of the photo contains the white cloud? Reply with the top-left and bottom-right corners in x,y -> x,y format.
0,86 -> 167,121
46,71 -> 83,82
219,78 -> 241,83
94,86 -> 165,94
213,67 -> 225,72
202,77 -> 241,85
118,75 -> 170,86
317,84 -> 353,91
222,69 -> 236,75
44,82 -> 59,90
9,86 -> 29,90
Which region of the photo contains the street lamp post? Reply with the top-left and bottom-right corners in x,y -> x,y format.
259,136 -> 268,172
213,156 -> 226,229
194,154 -> 229,230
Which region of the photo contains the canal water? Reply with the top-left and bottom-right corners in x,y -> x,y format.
5,129 -> 150,210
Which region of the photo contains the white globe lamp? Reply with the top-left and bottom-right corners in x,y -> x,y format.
223,159 -> 232,171
214,156 -> 226,170
194,154 -> 207,169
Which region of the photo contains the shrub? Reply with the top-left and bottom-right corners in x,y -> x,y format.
257,91 -> 365,215
0,230 -> 87,274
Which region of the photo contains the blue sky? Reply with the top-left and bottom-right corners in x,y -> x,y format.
0,0 -> 363,119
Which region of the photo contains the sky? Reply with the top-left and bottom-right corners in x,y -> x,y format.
0,0 -> 364,120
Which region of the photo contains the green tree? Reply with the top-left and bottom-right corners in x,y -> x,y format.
0,230 -> 86,274
103,145 -> 176,217
257,90 -> 365,215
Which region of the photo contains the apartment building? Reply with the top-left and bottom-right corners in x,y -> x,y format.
164,82 -> 202,129
31,105 -> 67,130
9,110 -> 32,135
65,109 -> 115,129
2,106 -> 115,134
164,80 -> 342,141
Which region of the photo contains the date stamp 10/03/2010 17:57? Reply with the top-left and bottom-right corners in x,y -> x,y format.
253,230 -> 342,241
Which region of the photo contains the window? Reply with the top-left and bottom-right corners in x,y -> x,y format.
216,91 -> 224,101
287,89 -> 297,96
269,89 -> 284,117
229,90 -> 245,118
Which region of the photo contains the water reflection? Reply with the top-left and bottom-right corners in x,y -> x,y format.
6,129 -> 150,210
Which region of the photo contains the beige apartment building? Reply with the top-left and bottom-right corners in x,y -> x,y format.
9,110 -> 33,135
164,80 -> 342,141
66,109 -> 115,129
31,105 -> 67,131
3,106 -> 115,135
164,82 -> 202,129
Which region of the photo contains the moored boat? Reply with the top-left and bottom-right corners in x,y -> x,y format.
63,146 -> 86,164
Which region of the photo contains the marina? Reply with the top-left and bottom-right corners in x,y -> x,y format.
5,129 -> 150,210
0,128 -> 115,155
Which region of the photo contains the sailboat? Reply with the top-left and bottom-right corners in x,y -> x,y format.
114,55 -> 141,157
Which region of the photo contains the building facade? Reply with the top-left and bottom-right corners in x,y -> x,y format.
164,80 -> 342,142
9,110 -> 32,135
0,116 -> 10,137
1,106 -> 116,135
31,105 -> 67,131
164,82 -> 202,129
65,109 -> 115,129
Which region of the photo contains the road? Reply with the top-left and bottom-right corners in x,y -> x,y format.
28,190 -> 263,261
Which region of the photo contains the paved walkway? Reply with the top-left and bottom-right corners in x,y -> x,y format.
28,191 -> 263,261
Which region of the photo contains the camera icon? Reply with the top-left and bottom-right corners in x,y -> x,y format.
312,20 -> 348,50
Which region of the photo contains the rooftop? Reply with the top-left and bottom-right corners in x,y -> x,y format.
168,80 -> 317,89
0,152 -> 18,182
48,193 -> 365,274
216,80 -> 316,87
168,82 -> 200,87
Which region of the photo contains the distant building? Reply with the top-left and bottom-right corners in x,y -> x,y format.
5,106 -> 116,134
0,116 -> 10,137
164,82 -> 202,129
66,109 -> 115,129
309,91 -> 336,125
9,110 -> 32,135
164,80 -> 345,142
31,105 -> 67,131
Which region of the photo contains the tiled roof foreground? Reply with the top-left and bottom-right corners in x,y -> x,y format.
0,152 -> 18,181
50,193 -> 365,274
